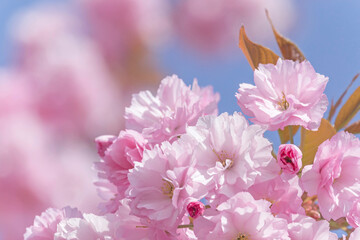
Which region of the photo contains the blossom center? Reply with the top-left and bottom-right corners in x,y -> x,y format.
234,233 -> 251,240
277,92 -> 289,111
161,179 -> 174,198
213,149 -> 235,168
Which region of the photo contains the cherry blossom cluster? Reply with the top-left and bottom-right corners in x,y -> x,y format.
1,1 -> 298,238
25,59 -> 360,239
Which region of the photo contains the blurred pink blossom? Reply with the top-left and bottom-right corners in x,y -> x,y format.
11,5 -> 124,138
0,70 -> 33,115
174,0 -> 296,54
78,0 -> 171,65
0,113 -> 54,239
236,59 -> 328,131
0,111 -> 100,239
0,6 -> 124,238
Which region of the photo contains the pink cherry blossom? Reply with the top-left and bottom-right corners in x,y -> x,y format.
187,201 -> 205,219
24,207 -> 82,240
126,140 -> 201,233
248,175 -> 304,217
301,131 -> 360,221
236,59 -> 328,131
285,214 -> 338,240
185,112 -> 279,203
349,227 -> 360,240
177,228 -> 198,240
277,144 -> 302,177
125,75 -> 219,145
95,135 -> 116,158
114,201 -> 179,240
347,199 -> 360,228
54,213 -> 117,240
193,192 -> 290,239
94,179 -> 124,215
95,130 -> 148,200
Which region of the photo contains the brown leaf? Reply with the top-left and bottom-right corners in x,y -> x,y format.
239,25 -> 279,70
344,120 -> 360,134
300,119 -> 336,167
266,10 -> 305,62
328,73 -> 359,122
334,86 -> 360,130
278,126 -> 300,144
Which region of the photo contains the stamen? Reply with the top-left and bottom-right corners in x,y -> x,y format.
212,149 -> 235,168
161,179 -> 174,198
284,156 -> 292,163
277,92 -> 289,111
234,233 -> 251,240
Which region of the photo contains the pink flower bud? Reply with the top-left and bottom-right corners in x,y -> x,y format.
95,135 -> 116,157
187,201 -> 205,219
277,144 -> 302,175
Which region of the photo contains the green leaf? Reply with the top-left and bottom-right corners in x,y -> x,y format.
239,25 -> 279,70
334,86 -> 360,130
300,119 -> 336,167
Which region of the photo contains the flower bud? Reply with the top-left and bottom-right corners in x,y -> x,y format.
277,144 -> 302,175
187,201 -> 205,219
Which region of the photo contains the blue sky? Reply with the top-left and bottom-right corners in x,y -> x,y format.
158,0 -> 360,146
0,0 -> 359,146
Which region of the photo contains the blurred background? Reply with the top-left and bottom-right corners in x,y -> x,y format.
0,0 -> 359,239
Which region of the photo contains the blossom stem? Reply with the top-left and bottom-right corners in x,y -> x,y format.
271,149 -> 277,159
289,126 -> 294,144
177,224 -> 194,229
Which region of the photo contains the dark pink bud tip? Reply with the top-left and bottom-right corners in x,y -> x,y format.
187,201 -> 205,219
